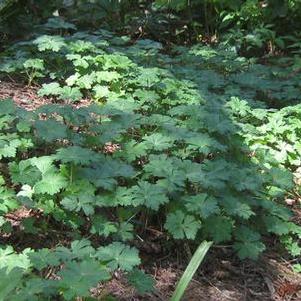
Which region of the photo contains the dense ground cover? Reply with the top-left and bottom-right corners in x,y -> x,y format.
0,19 -> 301,300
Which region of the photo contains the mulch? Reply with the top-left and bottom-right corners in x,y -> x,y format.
0,80 -> 90,110
0,80 -> 51,110
93,244 -> 301,301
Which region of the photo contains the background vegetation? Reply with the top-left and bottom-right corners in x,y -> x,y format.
1,0 -> 301,54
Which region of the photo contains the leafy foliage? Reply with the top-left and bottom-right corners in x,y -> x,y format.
0,25 -> 301,299
165,211 -> 201,240
96,242 -> 141,272
58,260 -> 110,300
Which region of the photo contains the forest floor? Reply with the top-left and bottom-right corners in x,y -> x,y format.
1,79 -> 301,301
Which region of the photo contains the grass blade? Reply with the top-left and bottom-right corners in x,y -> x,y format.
170,241 -> 213,301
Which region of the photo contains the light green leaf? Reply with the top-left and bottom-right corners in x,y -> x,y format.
38,82 -> 61,97
132,181 -> 169,210
61,194 -> 95,215
58,260 -> 110,300
33,35 -> 66,52
34,173 -> 67,195
90,215 -> 118,237
165,210 -> 201,240
96,242 -> 140,271
185,194 -> 220,218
